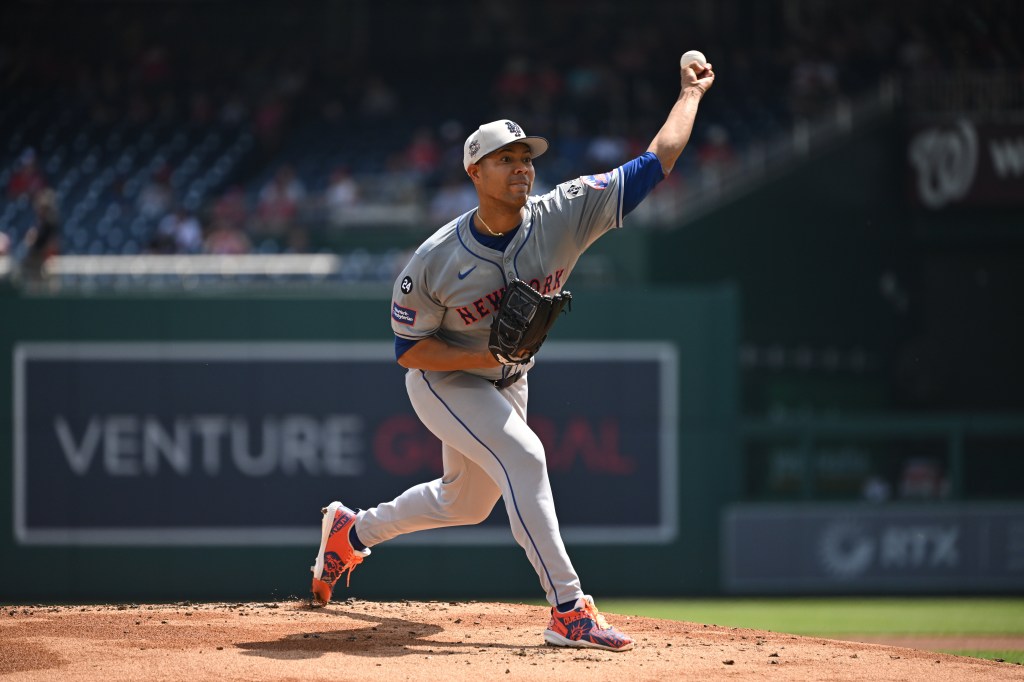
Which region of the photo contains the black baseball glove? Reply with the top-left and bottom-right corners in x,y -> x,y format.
488,278 -> 572,365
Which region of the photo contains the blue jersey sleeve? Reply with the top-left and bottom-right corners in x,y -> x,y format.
395,335 -> 419,360
620,151 -> 665,216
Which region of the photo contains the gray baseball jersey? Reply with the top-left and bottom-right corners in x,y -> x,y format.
390,169 -> 624,379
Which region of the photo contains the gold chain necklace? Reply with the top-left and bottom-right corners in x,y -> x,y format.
475,211 -> 503,237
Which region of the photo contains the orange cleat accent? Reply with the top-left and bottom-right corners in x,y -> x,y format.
309,501 -> 370,606
543,595 -> 634,651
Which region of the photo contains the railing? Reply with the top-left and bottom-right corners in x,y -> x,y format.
8,253 -> 406,293
0,253 -> 397,293
44,254 -> 341,278
742,413 -> 1024,500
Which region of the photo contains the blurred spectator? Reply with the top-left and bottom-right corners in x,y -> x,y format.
535,61 -> 565,102
139,45 -> 172,86
204,220 -> 252,255
788,49 -> 841,119
564,61 -> 610,131
495,55 -> 533,107
898,26 -> 938,73
150,206 -> 203,254
585,129 -> 629,168
20,189 -> 61,281
862,475 -> 892,503
254,164 -> 306,237
219,90 -> 249,125
324,167 -> 360,225
136,165 -> 175,221
189,91 -> 215,125
211,185 -> 250,230
404,126 -> 441,177
428,171 -> 477,224
253,94 -> 289,158
383,153 -> 425,206
126,92 -> 154,124
0,231 -> 10,256
155,91 -> 180,124
527,61 -> 565,130
899,457 -> 949,499
696,124 -> 739,187
359,75 -> 398,119
437,119 -> 468,170
7,149 -> 47,200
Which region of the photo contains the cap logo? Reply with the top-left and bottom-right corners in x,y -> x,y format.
469,139 -> 481,157
505,121 -> 524,137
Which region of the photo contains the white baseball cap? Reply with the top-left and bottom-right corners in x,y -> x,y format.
463,119 -> 549,171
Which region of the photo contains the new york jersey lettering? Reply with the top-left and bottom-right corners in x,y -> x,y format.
455,272 -> 566,326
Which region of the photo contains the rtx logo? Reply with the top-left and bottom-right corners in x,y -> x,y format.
878,525 -> 959,569
817,522 -> 960,578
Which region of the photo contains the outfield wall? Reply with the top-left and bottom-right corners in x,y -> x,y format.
0,286 -> 740,602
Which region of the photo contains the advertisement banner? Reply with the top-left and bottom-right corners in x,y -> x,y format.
907,119 -> 1024,208
723,503 -> 1024,592
14,342 -> 677,546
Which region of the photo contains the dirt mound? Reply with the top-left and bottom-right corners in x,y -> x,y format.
0,600 -> 1018,681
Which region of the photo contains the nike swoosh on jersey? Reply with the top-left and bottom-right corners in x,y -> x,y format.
457,266 -> 477,279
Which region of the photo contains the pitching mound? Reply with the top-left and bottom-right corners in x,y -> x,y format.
1,600 -> 1019,681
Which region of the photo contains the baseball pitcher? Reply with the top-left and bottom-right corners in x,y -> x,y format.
310,55 -> 715,651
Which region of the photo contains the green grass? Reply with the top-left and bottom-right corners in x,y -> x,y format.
596,597 -> 1024,635
943,650 -> 1024,665
592,597 -> 1024,665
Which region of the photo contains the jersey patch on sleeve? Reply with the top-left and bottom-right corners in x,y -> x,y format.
391,301 -> 417,326
583,172 -> 611,189
558,179 -> 585,200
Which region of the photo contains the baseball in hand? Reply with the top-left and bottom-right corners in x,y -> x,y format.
680,50 -> 707,70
